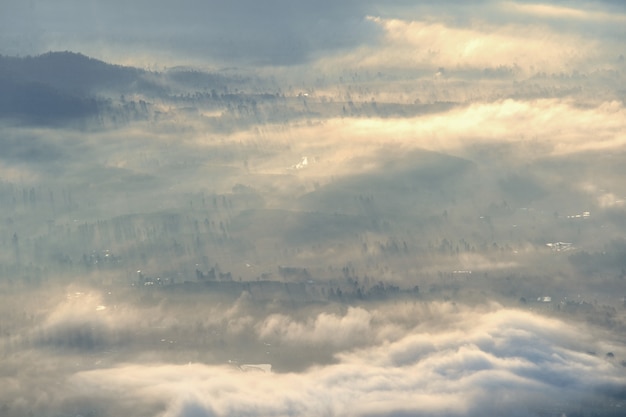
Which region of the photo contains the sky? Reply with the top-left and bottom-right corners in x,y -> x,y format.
1,0 -> 625,70
1,1 -> 626,417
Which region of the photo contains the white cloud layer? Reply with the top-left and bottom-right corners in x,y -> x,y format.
64,303 -> 626,417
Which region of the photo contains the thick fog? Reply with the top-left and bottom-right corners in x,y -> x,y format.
1,1 -> 626,416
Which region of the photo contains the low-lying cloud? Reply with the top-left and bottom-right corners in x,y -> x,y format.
52,302 -> 626,417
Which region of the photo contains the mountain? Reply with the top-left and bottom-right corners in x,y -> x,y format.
0,51 -> 158,94
0,52 -> 166,125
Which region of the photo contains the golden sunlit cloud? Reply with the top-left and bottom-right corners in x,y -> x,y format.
503,1 -> 626,23
242,99 -> 625,172
317,15 -> 599,75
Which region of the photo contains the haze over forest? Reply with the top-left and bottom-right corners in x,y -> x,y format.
1,1 -> 626,416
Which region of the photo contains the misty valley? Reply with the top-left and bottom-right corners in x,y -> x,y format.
1,50 -> 626,417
